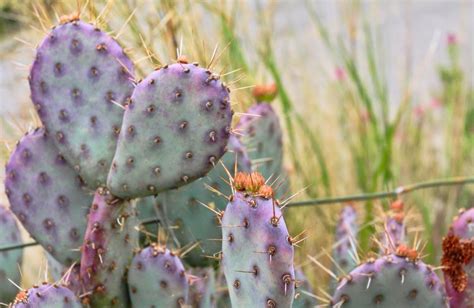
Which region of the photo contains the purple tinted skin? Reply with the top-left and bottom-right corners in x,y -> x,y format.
222,191 -> 295,307
108,63 -> 232,198
5,128 -> 90,265
29,20 -> 134,189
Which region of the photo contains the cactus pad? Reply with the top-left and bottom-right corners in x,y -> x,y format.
11,283 -> 81,308
222,172 -> 295,307
293,268 -> 317,308
237,103 -> 286,195
108,62 -> 233,198
29,19 -> 134,188
128,244 -> 188,307
332,249 -> 448,307
188,267 -> 216,307
80,188 -> 138,307
333,205 -> 358,276
0,205 -> 23,303
5,128 -> 91,265
156,135 -> 250,266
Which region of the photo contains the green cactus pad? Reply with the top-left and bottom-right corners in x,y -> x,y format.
237,103 -> 287,196
108,62 -> 233,198
5,128 -> 91,265
29,19 -> 135,189
156,135 -> 250,267
0,205 -> 23,303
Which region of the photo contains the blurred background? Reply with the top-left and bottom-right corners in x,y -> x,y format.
0,0 -> 472,294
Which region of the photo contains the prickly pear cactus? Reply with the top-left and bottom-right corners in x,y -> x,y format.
0,205 -> 23,302
128,244 -> 188,307
442,208 -> 474,308
29,18 -> 135,189
237,86 -> 286,196
188,267 -> 216,308
293,268 -> 317,308
222,172 -> 295,307
380,200 -> 406,252
156,135 -> 251,266
332,246 -> 448,308
5,128 -> 91,265
11,283 -> 81,308
108,61 -> 233,198
333,204 -> 358,276
80,188 -> 138,307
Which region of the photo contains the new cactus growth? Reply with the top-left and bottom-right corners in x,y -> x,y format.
108,60 -> 233,198
331,245 -> 448,308
380,200 -> 406,252
5,128 -> 91,265
80,188 -> 138,307
442,207 -> 474,308
222,172 -> 295,308
155,135 -> 251,266
333,204 -> 358,276
29,18 -> 135,189
128,244 -> 188,307
10,283 -> 81,308
0,205 -> 23,303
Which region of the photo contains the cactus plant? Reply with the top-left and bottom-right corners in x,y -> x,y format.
108,60 -> 233,198
221,172 -> 295,307
237,85 -> 287,196
80,188 -> 138,307
333,204 -> 358,276
155,135 -> 251,266
28,18 -> 135,189
331,245 -> 448,307
5,128 -> 91,265
10,283 -> 81,308
128,244 -> 188,307
442,207 -> 474,308
380,200 -> 406,253
0,205 -> 23,303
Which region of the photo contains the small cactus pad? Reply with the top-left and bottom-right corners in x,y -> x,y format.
380,200 -> 406,252
0,205 -> 23,302
222,172 -> 295,307
237,103 -> 285,195
332,249 -> 448,308
108,62 -> 233,198
128,244 -> 188,307
188,267 -> 216,307
333,205 -> 358,276
80,189 -> 138,307
5,128 -> 91,265
11,283 -> 81,308
29,19 -> 134,188
155,135 -> 250,266
442,208 -> 474,308
293,269 -> 317,308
